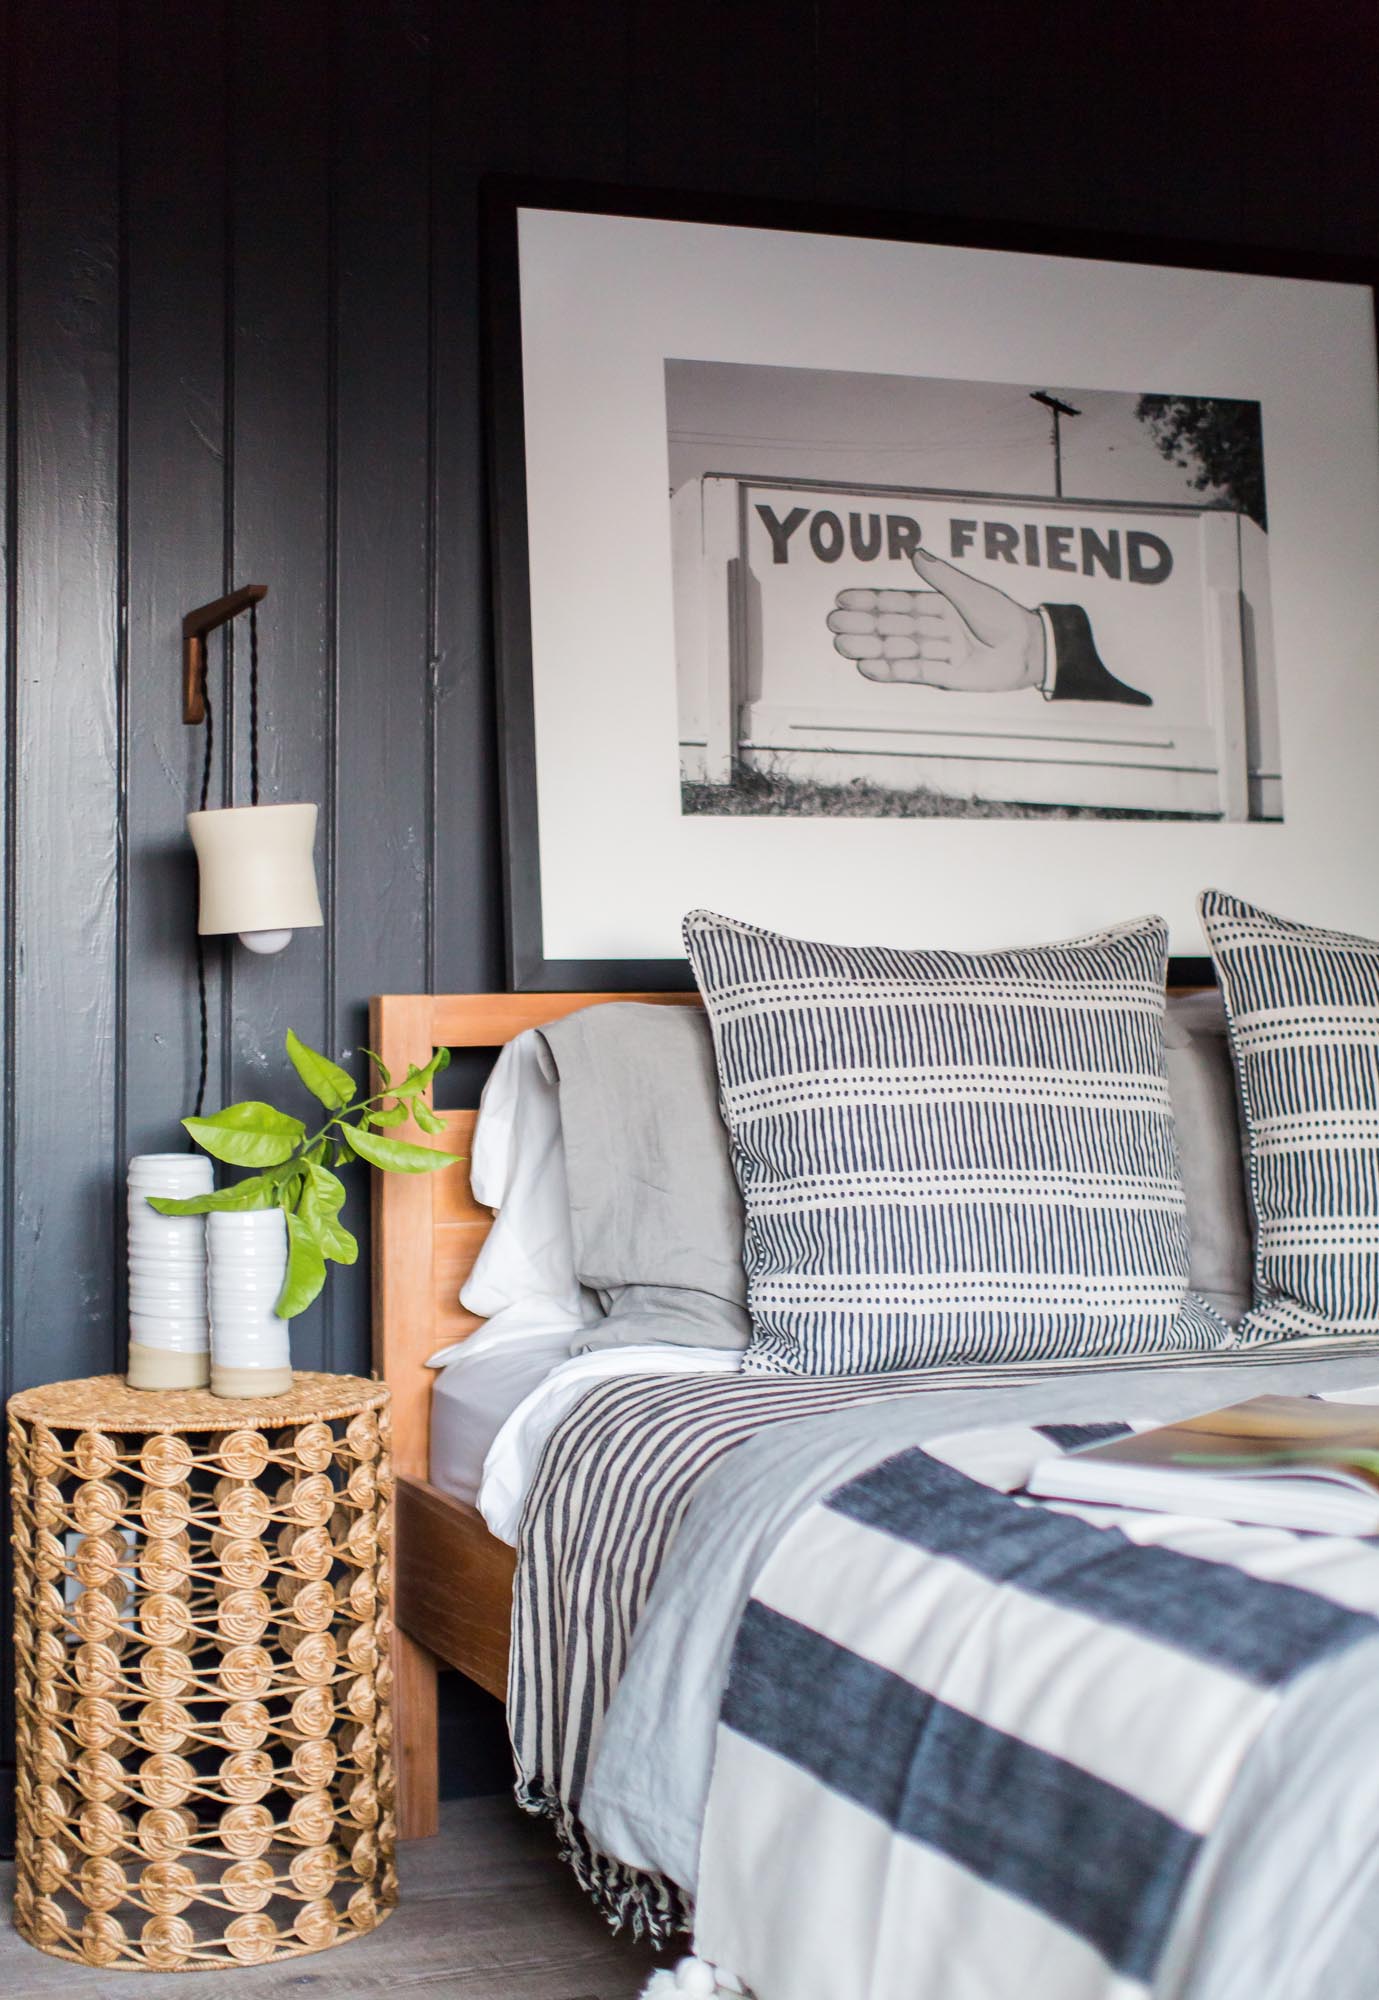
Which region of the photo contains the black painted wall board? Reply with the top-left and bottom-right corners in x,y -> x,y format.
11,0 -> 124,1394
226,0 -> 336,1373
0,0 -> 14,1848
626,0 -> 727,193
712,0 -> 819,203
1,0 -> 14,1414
123,0 -> 230,1169
812,1 -> 915,217
528,0 -> 633,185
429,0 -> 526,1006
4,0 -> 1379,1840
329,0 -> 433,1371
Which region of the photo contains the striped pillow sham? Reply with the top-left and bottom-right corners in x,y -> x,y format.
684,909 -> 1232,1377
1200,889 -> 1379,1344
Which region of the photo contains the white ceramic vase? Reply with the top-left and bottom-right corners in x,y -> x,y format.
127,1153 -> 213,1390
206,1208 -> 293,1398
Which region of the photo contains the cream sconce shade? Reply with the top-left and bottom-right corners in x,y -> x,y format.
187,803 -> 324,955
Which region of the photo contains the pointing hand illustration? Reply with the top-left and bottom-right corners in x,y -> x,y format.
827,548 -> 1045,693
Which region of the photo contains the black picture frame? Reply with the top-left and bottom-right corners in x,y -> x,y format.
483,174 -> 1379,993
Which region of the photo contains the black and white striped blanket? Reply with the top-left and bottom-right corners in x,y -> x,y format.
506,1343 -> 1379,1942
510,1368 -> 945,1927
692,1421 -> 1379,2000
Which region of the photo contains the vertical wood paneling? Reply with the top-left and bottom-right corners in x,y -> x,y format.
227,0 -> 334,1371
0,0 -> 15,1849
528,0 -> 632,183
710,0 -> 818,202
626,0 -> 726,193
429,0 -> 531,1002
329,0 -> 433,1373
123,0 -> 229,1158
812,0 -> 914,216
1,0 -> 15,1402
10,0 -> 123,1389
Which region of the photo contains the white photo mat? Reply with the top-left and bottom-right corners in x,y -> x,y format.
510,202 -> 1379,966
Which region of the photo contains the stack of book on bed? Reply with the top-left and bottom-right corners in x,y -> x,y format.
1027,1397 -> 1379,1535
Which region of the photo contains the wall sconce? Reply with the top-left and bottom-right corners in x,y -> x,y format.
187,803 -> 324,954
182,585 -> 324,957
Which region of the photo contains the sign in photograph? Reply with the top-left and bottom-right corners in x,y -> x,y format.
669,362 -> 1280,822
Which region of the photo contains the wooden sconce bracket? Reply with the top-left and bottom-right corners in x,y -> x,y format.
182,585 -> 269,724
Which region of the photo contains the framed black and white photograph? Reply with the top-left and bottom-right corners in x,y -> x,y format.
483,180 -> 1379,990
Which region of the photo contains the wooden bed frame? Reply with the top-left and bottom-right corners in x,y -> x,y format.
375,980 -> 1206,1840
370,991 -> 701,1840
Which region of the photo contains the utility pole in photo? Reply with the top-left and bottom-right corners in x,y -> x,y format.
1030,390 -> 1081,499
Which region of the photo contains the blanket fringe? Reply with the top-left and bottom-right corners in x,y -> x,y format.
515,1777 -> 693,1947
641,1960 -> 748,1996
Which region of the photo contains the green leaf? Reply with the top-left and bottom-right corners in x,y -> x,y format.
361,1046 -> 392,1090
147,1172 -> 281,1216
342,1122 -> 463,1174
297,1165 -> 358,1266
183,1102 -> 306,1168
414,1044 -> 451,1085
322,1219 -> 358,1265
286,1029 -> 356,1112
413,1100 -> 444,1136
367,1103 -> 409,1129
303,1163 -> 347,1214
391,1046 -> 452,1098
276,1211 -> 328,1319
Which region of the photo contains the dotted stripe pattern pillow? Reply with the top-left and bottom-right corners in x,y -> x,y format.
1200,889 -> 1379,1343
684,909 -> 1232,1377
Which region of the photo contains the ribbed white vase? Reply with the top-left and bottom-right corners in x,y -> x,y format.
127,1153 -> 213,1391
206,1209 -> 293,1398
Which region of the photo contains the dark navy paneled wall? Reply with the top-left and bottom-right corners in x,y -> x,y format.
2,0 -> 1378,1813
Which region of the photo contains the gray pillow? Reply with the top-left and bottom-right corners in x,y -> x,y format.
1164,989 -> 1251,1323
537,1005 -> 750,1351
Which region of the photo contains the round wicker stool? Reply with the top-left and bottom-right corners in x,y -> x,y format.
7,1372 -> 397,1971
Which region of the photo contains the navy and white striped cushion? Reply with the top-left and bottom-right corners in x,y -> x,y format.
683,909 -> 1231,1376
1200,889 -> 1379,1343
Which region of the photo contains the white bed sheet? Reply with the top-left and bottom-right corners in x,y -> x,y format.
429,1332 -> 741,1530
478,1347 -> 742,1543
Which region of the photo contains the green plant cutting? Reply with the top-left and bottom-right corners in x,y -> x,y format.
148,1031 -> 463,1320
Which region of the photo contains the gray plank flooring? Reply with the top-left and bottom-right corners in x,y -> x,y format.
0,1797 -> 673,1998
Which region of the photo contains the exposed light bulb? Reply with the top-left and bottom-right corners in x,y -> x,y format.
237,929 -> 294,955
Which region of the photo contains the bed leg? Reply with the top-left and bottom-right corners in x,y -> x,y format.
394,1628 -> 440,1840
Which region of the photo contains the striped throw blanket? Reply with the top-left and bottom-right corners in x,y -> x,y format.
509,1368 -> 947,1928
693,1422 -> 1379,2000
507,1345 -> 1379,1939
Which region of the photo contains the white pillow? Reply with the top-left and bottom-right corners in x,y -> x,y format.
425,1031 -> 600,1369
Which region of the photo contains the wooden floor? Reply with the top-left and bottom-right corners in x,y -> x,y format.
0,1797 -> 673,1998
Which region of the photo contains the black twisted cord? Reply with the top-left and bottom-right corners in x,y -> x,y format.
198,671 -> 214,815
249,600 -> 260,807
190,665 -> 216,1130
192,938 -> 210,1132
190,605 -> 264,1129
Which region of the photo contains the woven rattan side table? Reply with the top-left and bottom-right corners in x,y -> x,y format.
7,1372 -> 397,1971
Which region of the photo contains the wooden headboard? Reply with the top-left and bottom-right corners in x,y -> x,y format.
368,992 -> 700,1483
